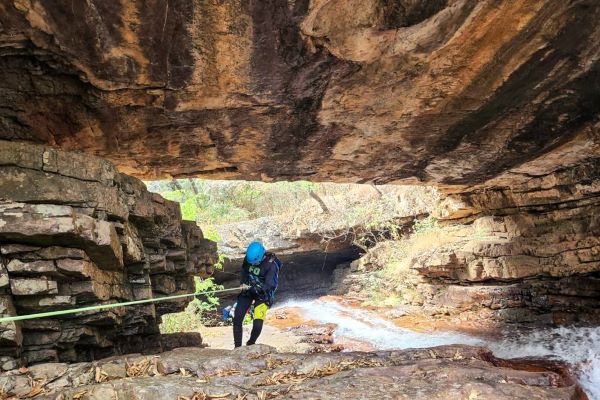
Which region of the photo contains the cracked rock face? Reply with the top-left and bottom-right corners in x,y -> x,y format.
0,344 -> 587,399
0,0 -> 598,185
0,140 -> 217,368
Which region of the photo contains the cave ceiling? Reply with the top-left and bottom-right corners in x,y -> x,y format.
0,0 -> 599,186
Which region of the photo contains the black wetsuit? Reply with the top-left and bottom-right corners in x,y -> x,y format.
233,253 -> 278,347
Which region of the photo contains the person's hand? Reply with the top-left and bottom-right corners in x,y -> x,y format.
249,285 -> 265,297
240,284 -> 250,291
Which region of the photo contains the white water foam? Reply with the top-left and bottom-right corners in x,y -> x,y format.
488,327 -> 600,400
276,299 -> 600,399
275,299 -> 483,349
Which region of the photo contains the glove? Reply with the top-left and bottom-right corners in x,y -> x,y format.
248,285 -> 259,296
240,284 -> 250,291
249,285 -> 266,298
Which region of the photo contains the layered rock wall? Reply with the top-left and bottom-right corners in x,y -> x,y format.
0,0 -> 598,345
0,141 -> 217,369
336,158 -> 600,326
425,161 -> 600,324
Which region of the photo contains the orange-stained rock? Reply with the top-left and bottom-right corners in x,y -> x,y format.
0,1 -> 598,185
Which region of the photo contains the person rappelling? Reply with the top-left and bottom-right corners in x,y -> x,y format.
233,241 -> 282,347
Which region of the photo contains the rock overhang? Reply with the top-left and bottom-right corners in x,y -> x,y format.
0,0 -> 597,185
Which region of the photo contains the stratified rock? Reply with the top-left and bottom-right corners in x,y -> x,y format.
0,2 -> 599,390
0,141 -> 217,365
0,201 -> 123,270
6,260 -> 56,276
336,159 -> 600,326
10,278 -> 58,296
0,295 -> 21,351
0,259 -> 9,290
1,244 -> 42,255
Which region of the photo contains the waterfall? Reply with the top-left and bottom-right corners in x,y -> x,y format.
275,298 -> 600,399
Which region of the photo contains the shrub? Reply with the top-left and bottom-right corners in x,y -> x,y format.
159,277 -> 225,333
413,215 -> 437,233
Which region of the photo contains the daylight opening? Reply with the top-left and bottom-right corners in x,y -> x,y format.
145,179 -> 438,331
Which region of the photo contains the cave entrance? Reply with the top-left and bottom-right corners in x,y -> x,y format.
145,179 -> 438,305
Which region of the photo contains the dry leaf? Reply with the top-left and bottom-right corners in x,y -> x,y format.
206,393 -> 231,399
73,390 -> 88,400
94,367 -> 108,383
215,368 -> 240,377
21,377 -> 48,398
126,358 -> 152,377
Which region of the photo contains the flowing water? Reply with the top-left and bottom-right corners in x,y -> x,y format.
275,298 -> 600,399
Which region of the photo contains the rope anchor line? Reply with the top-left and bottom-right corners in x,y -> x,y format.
0,287 -> 241,324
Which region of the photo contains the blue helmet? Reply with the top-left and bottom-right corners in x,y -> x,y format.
246,241 -> 266,265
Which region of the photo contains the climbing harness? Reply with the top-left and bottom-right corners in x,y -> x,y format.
0,287 -> 241,323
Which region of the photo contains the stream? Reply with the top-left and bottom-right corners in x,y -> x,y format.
274,298 -> 600,399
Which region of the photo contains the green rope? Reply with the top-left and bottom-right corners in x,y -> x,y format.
0,287 -> 241,323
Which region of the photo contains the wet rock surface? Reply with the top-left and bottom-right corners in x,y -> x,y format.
0,141 -> 217,368
0,344 -> 587,400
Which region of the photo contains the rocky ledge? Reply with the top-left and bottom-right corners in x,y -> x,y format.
0,141 -> 217,369
0,344 -> 588,400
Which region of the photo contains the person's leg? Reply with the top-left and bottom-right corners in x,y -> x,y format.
233,296 -> 252,347
247,302 -> 268,345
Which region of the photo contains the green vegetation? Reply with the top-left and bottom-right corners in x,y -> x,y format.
160,309 -> 205,334
192,277 -> 224,315
148,178 -> 440,328
159,277 -> 224,334
413,215 -> 438,233
145,179 -> 319,227
145,178 -> 439,262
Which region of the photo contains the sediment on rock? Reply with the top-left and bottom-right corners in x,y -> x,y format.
0,141 -> 217,369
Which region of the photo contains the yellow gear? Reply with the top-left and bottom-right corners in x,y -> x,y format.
253,303 -> 268,320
